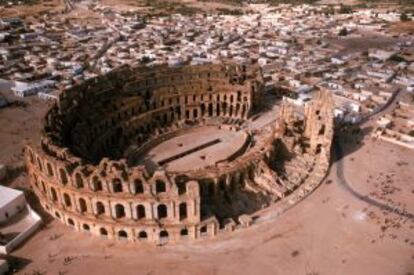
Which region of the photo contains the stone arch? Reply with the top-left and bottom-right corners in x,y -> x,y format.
134,179 -> 144,194
155,180 -> 166,193
115,204 -> 126,218
75,173 -> 84,188
157,204 -> 168,219
67,218 -> 75,226
96,201 -> 105,215
112,178 -> 123,193
136,205 -> 146,220
176,181 -> 186,195
118,230 -> 128,239
82,224 -> 90,231
100,228 -> 108,236
159,230 -> 169,242
180,228 -> 188,236
138,231 -> 148,240
47,162 -> 54,177
92,176 -> 103,191
59,168 -> 68,185
179,202 -> 187,221
200,225 -> 208,236
63,193 -> 72,207
79,198 -> 87,213
50,187 -> 58,201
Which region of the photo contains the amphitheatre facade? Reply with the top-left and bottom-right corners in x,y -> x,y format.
25,63 -> 334,244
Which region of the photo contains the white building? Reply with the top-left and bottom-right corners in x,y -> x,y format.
0,186 -> 26,223
12,80 -> 56,97
0,185 -> 42,254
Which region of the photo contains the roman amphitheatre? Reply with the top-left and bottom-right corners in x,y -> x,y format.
24,63 -> 334,244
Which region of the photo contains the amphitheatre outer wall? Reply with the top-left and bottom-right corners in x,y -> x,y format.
25,63 -> 334,244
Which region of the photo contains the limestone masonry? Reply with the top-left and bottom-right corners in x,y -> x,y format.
25,63 -> 333,244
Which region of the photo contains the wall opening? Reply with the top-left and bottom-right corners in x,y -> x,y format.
157,204 -> 168,219
134,179 -> 144,194
79,198 -> 87,213
118,230 -> 128,239
179,202 -> 187,221
136,205 -> 146,219
138,231 -> 148,240
155,180 -> 166,193
115,204 -> 126,218
96,201 -> 105,215
113,179 -> 123,193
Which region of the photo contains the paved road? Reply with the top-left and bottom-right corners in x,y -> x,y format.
333,87 -> 413,219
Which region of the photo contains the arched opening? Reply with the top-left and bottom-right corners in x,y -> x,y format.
157,204 -> 167,219
180,228 -> 188,237
93,176 -> 103,191
159,230 -> 169,242
136,205 -> 146,220
96,201 -> 105,215
155,180 -> 166,193
60,169 -> 68,185
63,193 -> 72,207
208,103 -> 213,116
47,163 -> 54,177
134,179 -> 144,194
82,224 -> 90,231
179,202 -> 187,221
177,181 -> 186,195
75,173 -> 84,188
200,104 -> 205,117
112,179 -> 123,193
138,231 -> 148,240
51,187 -> 58,201
200,226 -> 208,236
55,212 -> 61,219
79,198 -> 87,213
100,228 -> 108,236
115,204 -> 126,218
68,218 -> 75,226
118,230 -> 128,239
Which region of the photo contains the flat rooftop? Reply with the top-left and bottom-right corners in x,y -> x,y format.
0,185 -> 23,209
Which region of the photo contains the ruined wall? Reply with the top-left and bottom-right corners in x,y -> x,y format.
25,64 -> 334,245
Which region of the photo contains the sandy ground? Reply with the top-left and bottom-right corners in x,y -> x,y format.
1,131 -> 412,274
135,126 -> 247,172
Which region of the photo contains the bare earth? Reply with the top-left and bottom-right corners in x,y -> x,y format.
2,102 -> 413,274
